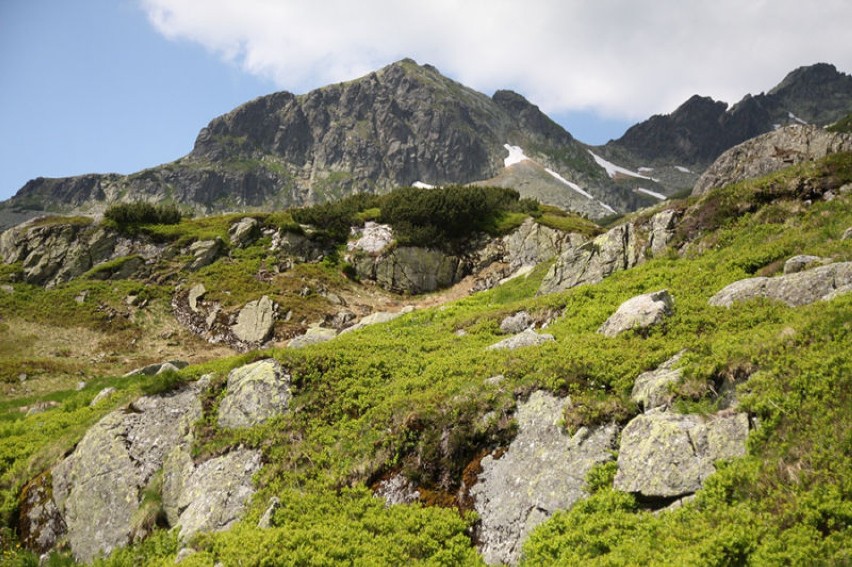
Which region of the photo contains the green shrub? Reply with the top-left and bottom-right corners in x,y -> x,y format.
104,201 -> 182,226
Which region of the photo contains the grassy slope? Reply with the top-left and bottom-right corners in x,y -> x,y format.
1,157 -> 851,565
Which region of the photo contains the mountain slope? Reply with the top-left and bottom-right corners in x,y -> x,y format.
2,60 -> 640,224
599,63 -> 852,190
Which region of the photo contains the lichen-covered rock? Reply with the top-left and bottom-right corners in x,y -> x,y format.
709,262 -> 852,307
188,283 -> 207,313
538,223 -> 639,295
353,246 -> 467,294
486,329 -> 555,351
217,359 -> 292,429
186,238 -> 223,271
18,472 -> 66,553
649,209 -> 680,256
228,217 -> 259,248
166,448 -> 262,541
614,409 -> 749,498
287,327 -> 337,349
231,295 -> 275,345
631,352 -> 684,411
693,124 -> 852,196
471,391 -> 618,565
49,388 -> 201,562
499,311 -> 532,334
599,290 -> 674,337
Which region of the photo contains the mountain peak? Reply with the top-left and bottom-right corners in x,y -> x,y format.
768,62 -> 843,95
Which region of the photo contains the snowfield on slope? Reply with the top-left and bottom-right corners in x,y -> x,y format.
588,151 -> 657,181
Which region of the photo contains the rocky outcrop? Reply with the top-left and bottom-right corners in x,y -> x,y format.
352,246 -> 468,294
709,262 -> 852,307
49,388 -> 201,562
486,329 -> 555,351
163,446 -> 262,541
614,409 -> 749,498
471,391 -> 618,565
123,360 -> 189,377
217,359 -> 292,429
339,307 -> 414,334
631,352 -> 685,411
598,290 -> 674,337
693,125 -> 852,196
231,296 -> 276,345
374,473 -> 421,507
229,217 -> 260,248
0,218 -> 160,287
473,219 -> 586,292
18,473 -> 66,554
538,223 -> 640,295
186,238 -> 224,271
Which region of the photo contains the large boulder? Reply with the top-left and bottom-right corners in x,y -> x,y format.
783,254 -> 830,275
499,311 -> 533,334
614,409 -> 749,498
598,290 -> 674,337
471,391 -> 618,565
339,307 -> 414,334
49,388 -> 201,562
486,329 -> 555,351
231,295 -> 276,345
709,262 -> 852,307
217,359 -> 292,429
347,222 -> 394,255
693,124 -> 852,196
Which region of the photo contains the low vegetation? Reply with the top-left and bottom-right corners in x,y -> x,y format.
1,157 -> 851,564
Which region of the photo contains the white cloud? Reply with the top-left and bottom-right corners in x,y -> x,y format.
140,0 -> 852,120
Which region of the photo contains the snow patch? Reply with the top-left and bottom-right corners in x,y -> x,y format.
638,167 -> 654,174
787,112 -> 808,125
544,168 -> 594,199
412,181 -> 434,189
674,165 -> 691,173
599,201 -> 617,214
773,124 -> 781,130
503,144 -> 529,167
588,151 -> 657,181
636,188 -> 667,200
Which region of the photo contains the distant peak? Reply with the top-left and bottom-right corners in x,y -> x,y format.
769,62 -> 845,94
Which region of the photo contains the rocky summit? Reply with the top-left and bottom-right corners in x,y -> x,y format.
0,65 -> 851,566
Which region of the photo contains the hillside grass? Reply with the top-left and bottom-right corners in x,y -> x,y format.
2,156 -> 851,564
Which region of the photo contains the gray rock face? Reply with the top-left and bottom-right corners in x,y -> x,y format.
0,220 -> 158,287
598,290 -> 674,337
188,283 -> 207,313
287,327 -> 337,349
187,238 -> 223,271
471,391 -> 618,565
693,124 -> 852,196
123,360 -> 188,378
270,229 -> 328,262
499,311 -> 533,334
783,254 -> 830,275
163,446 -> 262,541
50,388 -> 201,562
709,262 -> 852,307
649,209 -> 680,256
353,246 -> 467,294
631,352 -> 685,411
614,409 -> 749,498
538,223 -> 639,295
486,329 -> 555,351
231,295 -> 276,345
18,473 -> 66,554
229,217 -> 259,248
217,359 -> 292,429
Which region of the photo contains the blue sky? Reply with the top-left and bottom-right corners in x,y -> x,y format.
2,0 -> 851,202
